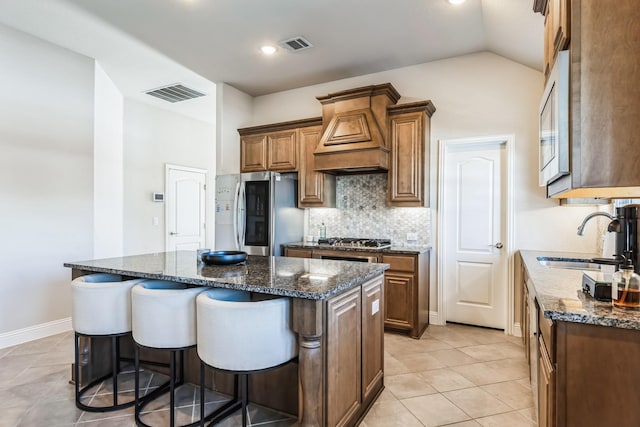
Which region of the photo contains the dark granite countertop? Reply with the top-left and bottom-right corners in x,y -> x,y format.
65,251 -> 388,300
521,250 -> 640,330
281,242 -> 431,255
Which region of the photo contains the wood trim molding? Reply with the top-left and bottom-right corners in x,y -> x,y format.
387,100 -> 436,117
316,83 -> 401,105
238,117 -> 322,136
533,0 -> 548,15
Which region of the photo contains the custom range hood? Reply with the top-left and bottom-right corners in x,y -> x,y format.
314,83 -> 400,173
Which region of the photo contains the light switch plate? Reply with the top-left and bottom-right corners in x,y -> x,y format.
406,232 -> 418,241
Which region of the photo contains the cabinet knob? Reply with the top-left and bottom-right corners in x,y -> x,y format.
494,242 -> 504,249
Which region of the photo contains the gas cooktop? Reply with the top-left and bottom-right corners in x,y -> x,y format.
316,237 -> 392,249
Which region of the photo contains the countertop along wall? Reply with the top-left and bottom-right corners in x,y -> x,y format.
242,52 -> 601,317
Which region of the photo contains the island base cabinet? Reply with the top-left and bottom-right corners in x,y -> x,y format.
326,287 -> 362,427
325,275 -> 384,427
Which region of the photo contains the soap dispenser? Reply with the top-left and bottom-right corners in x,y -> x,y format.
319,222 -> 327,239
612,253 -> 640,310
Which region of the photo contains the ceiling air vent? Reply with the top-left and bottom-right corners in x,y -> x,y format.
145,84 -> 206,103
278,36 -> 313,52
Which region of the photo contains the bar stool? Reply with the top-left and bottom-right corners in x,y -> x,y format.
131,280 -> 205,427
196,289 -> 298,427
71,273 -> 145,412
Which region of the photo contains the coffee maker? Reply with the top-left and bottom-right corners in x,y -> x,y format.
612,204 -> 640,274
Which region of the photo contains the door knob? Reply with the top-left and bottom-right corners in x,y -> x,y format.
494,242 -> 504,249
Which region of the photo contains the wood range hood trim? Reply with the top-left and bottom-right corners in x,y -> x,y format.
314,83 -> 401,174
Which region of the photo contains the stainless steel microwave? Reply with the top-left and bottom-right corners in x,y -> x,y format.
539,50 -> 570,187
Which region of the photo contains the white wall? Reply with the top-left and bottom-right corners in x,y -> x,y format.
94,62 -> 124,258
0,24 -> 94,338
123,100 -> 216,255
215,83 -> 253,175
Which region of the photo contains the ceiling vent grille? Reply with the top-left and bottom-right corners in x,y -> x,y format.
278,36 -> 313,52
145,84 -> 206,103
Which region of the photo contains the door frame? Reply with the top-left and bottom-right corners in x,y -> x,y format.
165,164 -> 209,252
436,135 -> 516,335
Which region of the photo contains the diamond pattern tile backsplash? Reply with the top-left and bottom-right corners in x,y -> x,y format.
308,174 -> 431,246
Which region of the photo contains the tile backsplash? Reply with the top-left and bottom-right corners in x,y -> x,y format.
308,174 -> 431,246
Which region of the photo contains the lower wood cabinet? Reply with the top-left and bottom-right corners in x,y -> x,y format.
382,252 -> 430,338
326,276 -> 384,427
326,287 -> 361,427
538,335 -> 556,427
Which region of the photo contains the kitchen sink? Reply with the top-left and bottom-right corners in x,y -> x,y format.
536,257 -> 602,271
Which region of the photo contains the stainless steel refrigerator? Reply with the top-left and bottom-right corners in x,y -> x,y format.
214,172 -> 304,256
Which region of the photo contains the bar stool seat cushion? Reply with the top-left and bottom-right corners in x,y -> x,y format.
72,273 -> 144,335
196,289 -> 297,372
132,280 -> 204,349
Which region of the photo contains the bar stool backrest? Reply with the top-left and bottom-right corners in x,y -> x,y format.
72,273 -> 144,335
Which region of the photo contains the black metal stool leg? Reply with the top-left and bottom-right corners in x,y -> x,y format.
241,374 -> 248,427
111,335 -> 118,407
135,344 -> 141,422
200,361 -> 205,427
74,333 -> 81,405
170,350 -> 176,427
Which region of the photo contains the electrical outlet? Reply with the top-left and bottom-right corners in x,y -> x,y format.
406,232 -> 418,241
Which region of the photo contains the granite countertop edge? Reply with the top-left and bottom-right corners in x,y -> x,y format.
520,250 -> 640,331
281,242 -> 431,254
63,261 -> 388,301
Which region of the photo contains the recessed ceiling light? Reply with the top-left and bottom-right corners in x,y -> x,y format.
260,45 -> 277,55
447,0 -> 466,4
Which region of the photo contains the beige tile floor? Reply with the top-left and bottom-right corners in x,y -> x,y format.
0,323 -> 535,427
362,323 -> 536,427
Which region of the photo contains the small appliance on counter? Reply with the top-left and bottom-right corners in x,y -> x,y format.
582,271 -> 613,301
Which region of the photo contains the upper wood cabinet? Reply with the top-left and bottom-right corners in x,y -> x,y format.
240,130 -> 296,173
298,125 -> 336,208
387,101 -> 435,207
238,118 -> 322,174
240,134 -> 268,172
545,0 -> 640,198
540,0 -> 570,79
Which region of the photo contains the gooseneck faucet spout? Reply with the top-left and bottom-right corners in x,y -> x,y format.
577,212 -> 615,236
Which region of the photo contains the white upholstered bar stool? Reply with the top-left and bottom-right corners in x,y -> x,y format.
196,289 -> 298,427
131,280 -> 205,427
71,273 -> 145,412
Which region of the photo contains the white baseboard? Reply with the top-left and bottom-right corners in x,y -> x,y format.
512,322 -> 523,338
0,317 -> 72,349
429,310 -> 445,326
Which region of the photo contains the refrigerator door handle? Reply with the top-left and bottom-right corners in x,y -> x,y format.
232,181 -> 241,250
238,182 -> 247,250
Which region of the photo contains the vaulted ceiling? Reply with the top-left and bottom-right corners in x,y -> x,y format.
0,0 -> 543,119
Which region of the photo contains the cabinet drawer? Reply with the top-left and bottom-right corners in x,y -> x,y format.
382,255 -> 415,272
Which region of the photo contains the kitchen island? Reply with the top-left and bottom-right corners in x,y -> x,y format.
65,251 -> 389,427
519,250 -> 640,427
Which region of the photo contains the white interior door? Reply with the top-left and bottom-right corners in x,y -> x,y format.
442,141 -> 507,329
166,165 -> 206,251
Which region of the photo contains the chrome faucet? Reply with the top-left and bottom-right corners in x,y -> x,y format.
576,212 -> 615,236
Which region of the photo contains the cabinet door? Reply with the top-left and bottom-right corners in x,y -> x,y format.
267,130 -> 297,171
383,272 -> 414,331
388,111 -> 426,207
326,287 -> 361,427
538,336 -> 556,427
298,126 -> 335,207
241,134 -> 267,172
544,0 -> 570,79
361,277 -> 383,404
